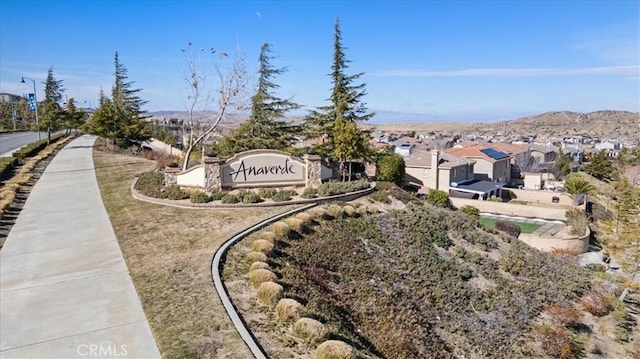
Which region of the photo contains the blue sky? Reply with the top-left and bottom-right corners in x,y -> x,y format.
1,0 -> 638,122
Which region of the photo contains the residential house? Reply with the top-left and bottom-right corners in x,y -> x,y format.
445,144 -> 511,183
404,150 -> 475,193
529,143 -> 558,163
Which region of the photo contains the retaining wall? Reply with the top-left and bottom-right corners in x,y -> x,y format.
450,197 -> 568,220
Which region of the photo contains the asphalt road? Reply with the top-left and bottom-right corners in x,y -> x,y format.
0,132 -> 45,157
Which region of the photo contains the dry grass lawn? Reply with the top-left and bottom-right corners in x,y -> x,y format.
93,148 -> 298,358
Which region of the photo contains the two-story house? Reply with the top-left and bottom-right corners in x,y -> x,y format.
445,144 -> 511,183
404,150 -> 475,193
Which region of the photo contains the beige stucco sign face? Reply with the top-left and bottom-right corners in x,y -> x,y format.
221,151 -> 306,188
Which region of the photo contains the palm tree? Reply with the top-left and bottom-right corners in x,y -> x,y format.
564,174 -> 595,196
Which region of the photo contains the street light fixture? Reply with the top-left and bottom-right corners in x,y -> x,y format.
20,77 -> 40,140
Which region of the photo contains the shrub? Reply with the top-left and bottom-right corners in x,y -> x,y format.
221,194 -> 240,204
355,205 -> 368,216
315,340 -> 357,359
261,231 -> 277,244
272,190 -> 292,202
495,220 -> 521,238
371,190 -> 391,204
256,281 -> 283,306
252,239 -> 274,254
190,191 -> 211,203
326,204 -> 344,219
426,189 -> 450,208
546,304 -> 582,327
166,185 -> 189,200
249,261 -> 270,271
293,318 -> 328,344
210,191 -> 226,201
375,153 -> 405,185
579,291 -> 613,316
246,251 -> 267,264
565,208 -> 588,236
534,324 -> 583,359
343,205 -> 355,217
367,205 -> 379,214
0,157 -> 18,181
294,212 -> 312,225
275,298 -> 304,322
242,192 -> 262,203
302,187 -> 318,199
248,269 -> 277,289
460,205 -> 480,220
285,218 -> 305,233
272,221 -> 291,238
308,207 -> 328,221
316,180 -> 370,197
134,171 -> 165,197
258,188 -> 278,198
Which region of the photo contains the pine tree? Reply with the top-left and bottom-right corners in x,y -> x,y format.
215,43 -> 300,156
86,53 -> 150,146
40,66 -> 65,143
303,18 -> 373,161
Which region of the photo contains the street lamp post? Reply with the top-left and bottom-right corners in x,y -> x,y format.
21,77 -> 40,140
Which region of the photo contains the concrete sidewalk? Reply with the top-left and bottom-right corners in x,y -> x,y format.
1,135 -> 161,358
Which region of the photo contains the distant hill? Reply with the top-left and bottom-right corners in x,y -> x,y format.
468,110 -> 639,138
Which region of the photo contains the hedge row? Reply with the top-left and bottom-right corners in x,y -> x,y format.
12,134 -> 65,160
0,157 -> 18,181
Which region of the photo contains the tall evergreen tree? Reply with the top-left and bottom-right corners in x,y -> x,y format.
40,66 -> 65,142
303,18 -> 373,160
86,52 -> 150,146
215,43 -> 300,156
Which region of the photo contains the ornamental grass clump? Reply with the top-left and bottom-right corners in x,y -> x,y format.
252,239 -> 274,254
275,298 -> 304,322
308,207 -> 328,221
355,205 -> 368,216
285,218 -> 305,233
342,205 -> 355,217
326,204 -> 343,219
295,212 -> 312,225
315,340 -> 357,359
272,221 -> 291,238
261,231 -> 277,244
249,261 -> 270,271
189,191 -> 211,203
248,268 -> 277,289
246,251 -> 267,264
293,318 -> 328,344
257,281 -> 283,306
367,205 -> 378,214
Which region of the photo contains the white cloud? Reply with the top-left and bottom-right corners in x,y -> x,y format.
373,66 -> 640,78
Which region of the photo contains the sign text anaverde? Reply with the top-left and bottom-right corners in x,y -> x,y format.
230,158 -> 296,182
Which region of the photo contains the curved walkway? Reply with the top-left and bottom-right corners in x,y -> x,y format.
0,135 -> 160,358
211,204 -> 316,358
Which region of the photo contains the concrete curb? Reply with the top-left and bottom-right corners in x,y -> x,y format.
211,204 -> 317,359
130,177 -> 375,209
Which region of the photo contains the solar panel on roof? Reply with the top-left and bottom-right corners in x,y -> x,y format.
480,148 -> 509,160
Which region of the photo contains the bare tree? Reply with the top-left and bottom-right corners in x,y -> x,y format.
180,43 -> 248,170
513,151 -> 539,176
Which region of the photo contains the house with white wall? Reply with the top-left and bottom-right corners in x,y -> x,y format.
404,150 -> 475,193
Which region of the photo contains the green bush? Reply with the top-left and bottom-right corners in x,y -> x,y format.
221,194 -> 240,204
495,220 -> 521,238
258,188 -> 278,198
12,134 -> 64,160
134,171 -> 165,197
460,205 -> 480,220
426,189 -> 450,208
210,191 -> 226,201
375,153 -> 405,185
166,185 -> 189,200
190,191 -> 211,203
0,157 -> 18,181
317,179 -> 370,197
242,192 -> 262,203
371,189 -> 391,204
301,187 -> 318,199
271,191 -> 292,202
